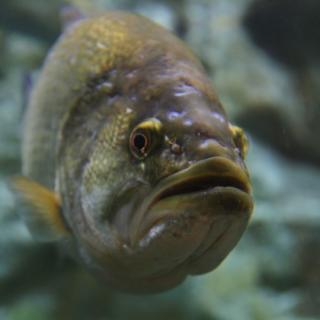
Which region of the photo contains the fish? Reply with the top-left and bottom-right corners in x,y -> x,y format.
11,10 -> 254,293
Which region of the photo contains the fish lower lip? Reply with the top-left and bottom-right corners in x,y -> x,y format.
145,185 -> 250,232
129,187 -> 253,279
130,156 -> 252,244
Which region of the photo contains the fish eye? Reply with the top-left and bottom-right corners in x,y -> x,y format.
130,131 -> 150,158
129,118 -> 163,159
133,133 -> 148,150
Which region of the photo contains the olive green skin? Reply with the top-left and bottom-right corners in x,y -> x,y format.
23,12 -> 253,293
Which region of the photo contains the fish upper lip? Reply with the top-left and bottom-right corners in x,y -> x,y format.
154,169 -> 249,204
148,156 -> 250,206
129,156 -> 251,244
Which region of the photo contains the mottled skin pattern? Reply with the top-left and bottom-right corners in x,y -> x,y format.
23,12 -> 200,186
23,11 -> 253,292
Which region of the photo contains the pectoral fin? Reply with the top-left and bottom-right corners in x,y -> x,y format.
10,176 -> 70,241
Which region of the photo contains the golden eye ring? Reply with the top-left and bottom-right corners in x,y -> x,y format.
130,130 -> 150,159
129,118 -> 163,159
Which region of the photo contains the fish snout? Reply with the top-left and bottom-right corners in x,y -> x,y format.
196,138 -> 234,161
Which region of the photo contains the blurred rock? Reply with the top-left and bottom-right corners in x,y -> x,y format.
294,226 -> 320,317
184,0 -> 320,166
0,0 -> 64,42
4,33 -> 47,74
242,0 -> 320,166
243,0 -> 320,71
0,0 -> 179,43
133,2 -> 176,31
248,139 -> 320,225
0,30 -> 5,77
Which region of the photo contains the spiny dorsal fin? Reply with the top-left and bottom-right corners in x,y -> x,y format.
10,176 -> 70,241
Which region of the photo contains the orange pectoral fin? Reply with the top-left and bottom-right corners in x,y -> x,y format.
10,176 -> 70,241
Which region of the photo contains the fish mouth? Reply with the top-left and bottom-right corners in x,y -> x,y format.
130,156 -> 252,246
94,156 -> 253,291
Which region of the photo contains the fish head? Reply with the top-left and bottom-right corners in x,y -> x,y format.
15,11 -> 252,293
64,78 -> 253,293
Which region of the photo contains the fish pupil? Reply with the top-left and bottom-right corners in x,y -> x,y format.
133,133 -> 147,151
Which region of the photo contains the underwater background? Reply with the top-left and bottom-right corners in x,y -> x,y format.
0,0 -> 319,319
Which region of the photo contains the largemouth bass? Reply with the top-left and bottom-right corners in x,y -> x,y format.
12,11 -> 254,293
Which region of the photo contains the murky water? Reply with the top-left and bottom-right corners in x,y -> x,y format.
0,1 -> 319,319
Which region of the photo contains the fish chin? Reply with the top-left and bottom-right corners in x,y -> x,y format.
142,187 -> 252,273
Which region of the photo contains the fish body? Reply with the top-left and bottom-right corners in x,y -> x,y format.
13,11 -> 253,293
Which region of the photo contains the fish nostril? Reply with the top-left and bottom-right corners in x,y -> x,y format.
171,143 -> 183,155
166,136 -> 183,155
